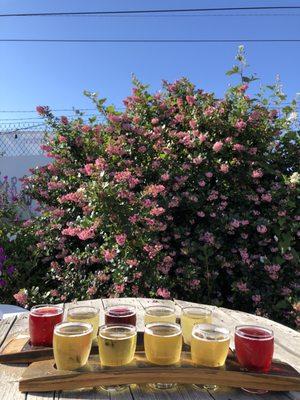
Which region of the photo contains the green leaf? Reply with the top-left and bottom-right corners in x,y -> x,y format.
226,66 -> 239,76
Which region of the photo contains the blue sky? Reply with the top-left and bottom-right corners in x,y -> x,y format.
0,0 -> 299,122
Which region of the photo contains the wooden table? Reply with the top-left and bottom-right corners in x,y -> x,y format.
0,297 -> 299,400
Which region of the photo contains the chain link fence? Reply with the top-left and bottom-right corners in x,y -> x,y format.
0,122 -> 49,156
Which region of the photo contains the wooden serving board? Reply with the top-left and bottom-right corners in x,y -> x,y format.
19,353 -> 300,393
0,332 -> 145,364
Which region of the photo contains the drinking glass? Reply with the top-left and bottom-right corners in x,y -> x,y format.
235,325 -> 274,394
29,304 -> 63,347
144,322 -> 182,389
53,322 -> 93,370
105,304 -> 136,326
67,305 -> 99,340
181,306 -> 212,345
98,324 -> 137,392
144,305 -> 176,325
191,323 -> 230,391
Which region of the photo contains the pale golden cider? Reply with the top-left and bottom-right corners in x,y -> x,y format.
53,322 -> 93,370
181,306 -> 212,345
191,324 -> 230,367
67,306 -> 99,340
144,305 -> 176,325
98,325 -> 137,367
144,323 -> 182,365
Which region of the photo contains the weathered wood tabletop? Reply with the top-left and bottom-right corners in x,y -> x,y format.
0,297 -> 299,400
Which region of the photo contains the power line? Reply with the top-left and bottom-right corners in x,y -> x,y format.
1,6 -> 300,18
62,13 -> 300,18
1,39 -> 300,43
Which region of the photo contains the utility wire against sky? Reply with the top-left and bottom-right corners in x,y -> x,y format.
2,39 -> 300,43
1,6 -> 300,18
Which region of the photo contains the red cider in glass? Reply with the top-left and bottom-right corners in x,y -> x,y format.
235,325 -> 274,372
105,305 -> 137,326
29,305 -> 63,347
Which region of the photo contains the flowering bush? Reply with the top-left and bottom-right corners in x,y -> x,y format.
0,176 -> 38,304
19,48 -> 299,326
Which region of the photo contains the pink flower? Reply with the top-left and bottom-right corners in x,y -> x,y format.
36,106 -> 47,115
190,279 -> 200,288
212,141 -> 223,152
235,119 -> 247,131
60,116 -> 69,125
108,114 -> 122,124
156,287 -> 171,299
13,290 -> 28,306
145,184 -> 165,198
236,282 -> 249,292
115,284 -> 125,294
87,286 -> 97,295
115,234 -> 127,246
198,134 -> 206,143
151,117 -> 159,125
252,294 -> 261,304
186,95 -> 195,106
50,289 -> 59,297
261,193 -> 272,202
197,211 -> 205,218
205,172 -> 213,178
150,207 -> 165,216
230,219 -> 240,229
198,180 -> 206,187
189,119 -> 197,129
257,225 -> 267,234
161,173 -> 170,181
220,164 -> 229,173
252,169 -> 263,178
103,249 -> 116,262
81,125 -> 91,133
238,84 -> 249,92
84,163 -> 94,176
278,210 -> 287,217
128,214 -> 139,224
77,228 -> 95,240
126,259 -> 139,267
233,143 -> 245,152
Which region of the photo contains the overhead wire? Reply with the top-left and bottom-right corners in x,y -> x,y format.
2,39 -> 300,43
1,6 -> 300,18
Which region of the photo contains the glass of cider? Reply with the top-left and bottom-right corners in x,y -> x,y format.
235,325 -> 274,394
144,305 -> 176,325
181,306 -> 212,345
105,304 -> 137,326
191,323 -> 230,391
144,322 -> 182,389
53,322 -> 93,370
29,304 -> 63,347
67,305 -> 99,340
98,324 -> 137,392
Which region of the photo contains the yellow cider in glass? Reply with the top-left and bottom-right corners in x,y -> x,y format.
191,324 -> 230,367
67,306 -> 99,340
144,305 -> 176,325
181,306 -> 212,345
144,323 -> 182,365
53,322 -> 93,370
98,324 -> 137,367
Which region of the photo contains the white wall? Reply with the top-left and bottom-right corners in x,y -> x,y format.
0,155 -> 49,212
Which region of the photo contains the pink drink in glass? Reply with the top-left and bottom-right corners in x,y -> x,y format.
29,305 -> 63,347
235,325 -> 274,372
105,305 -> 136,326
